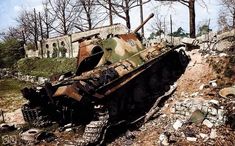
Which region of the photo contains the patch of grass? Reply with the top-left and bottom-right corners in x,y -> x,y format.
16,57 -> 77,77
0,79 -> 33,112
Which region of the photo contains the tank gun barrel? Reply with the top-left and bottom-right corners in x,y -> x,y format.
134,13 -> 154,33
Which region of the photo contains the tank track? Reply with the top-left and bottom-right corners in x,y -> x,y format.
75,105 -> 109,146
21,104 -> 42,123
21,104 -> 52,127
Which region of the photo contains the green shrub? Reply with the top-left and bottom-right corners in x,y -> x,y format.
0,38 -> 25,68
16,57 -> 77,77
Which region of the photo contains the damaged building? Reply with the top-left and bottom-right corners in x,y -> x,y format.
25,24 -> 129,58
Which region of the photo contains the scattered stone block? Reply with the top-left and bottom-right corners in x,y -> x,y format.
199,133 -> 209,139
210,129 -> 217,139
203,119 -> 213,128
199,84 -> 204,90
159,133 -> 169,146
209,100 -> 219,106
173,120 -> 183,130
186,137 -> 197,142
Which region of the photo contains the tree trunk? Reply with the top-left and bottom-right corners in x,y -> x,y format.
63,12 -> 67,35
62,4 -> 67,35
108,0 -> 113,25
46,23 -> 49,38
188,0 -> 196,38
233,8 -> 235,28
140,0 -> 144,36
125,0 -> 131,29
45,11 -> 50,38
34,8 -> 39,50
87,13 -> 92,30
126,12 -> 131,29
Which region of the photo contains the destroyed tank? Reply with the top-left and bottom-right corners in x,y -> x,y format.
21,14 -> 190,145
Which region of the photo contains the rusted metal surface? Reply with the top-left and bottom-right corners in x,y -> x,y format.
219,87 -> 235,98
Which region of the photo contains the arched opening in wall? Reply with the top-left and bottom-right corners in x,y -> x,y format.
76,46 -> 104,75
52,43 -> 57,47
60,41 -> 67,57
52,43 -> 58,58
45,44 -> 50,58
46,44 -> 49,48
61,41 -> 65,46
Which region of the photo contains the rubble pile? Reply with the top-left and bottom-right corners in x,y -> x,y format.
0,68 -> 48,84
171,98 -> 226,126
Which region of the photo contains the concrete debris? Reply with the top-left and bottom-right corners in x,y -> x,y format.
181,38 -> 199,46
171,98 -> 226,127
173,119 -> 183,130
199,84 -> 204,90
38,77 -> 49,85
159,133 -> 170,146
204,54 -> 210,58
219,53 -> 227,57
209,129 -> 217,139
209,80 -> 217,88
0,68 -> 48,84
186,137 -> 197,142
190,92 -> 199,97
199,133 -> 209,139
209,100 -> 219,106
203,119 -> 214,128
65,128 -> 72,132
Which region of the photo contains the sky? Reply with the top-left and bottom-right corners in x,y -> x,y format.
0,0 -> 221,37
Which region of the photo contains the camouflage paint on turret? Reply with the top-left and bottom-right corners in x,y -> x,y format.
98,34 -> 144,65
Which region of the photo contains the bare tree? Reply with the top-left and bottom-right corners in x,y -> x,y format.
98,0 -> 150,29
218,0 -> 235,30
150,12 -> 167,35
16,9 -> 40,49
42,0 -> 55,38
76,0 -> 108,31
155,0 -> 206,38
48,0 -> 80,35
3,27 -> 24,41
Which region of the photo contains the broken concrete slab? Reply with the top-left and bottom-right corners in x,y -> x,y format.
209,129 -> 217,139
173,119 -> 183,130
203,119 -> 214,128
199,133 -> 209,139
186,137 -> 197,142
181,38 -> 199,46
159,133 -> 170,146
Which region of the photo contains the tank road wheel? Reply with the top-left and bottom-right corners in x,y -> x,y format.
76,105 -> 109,146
